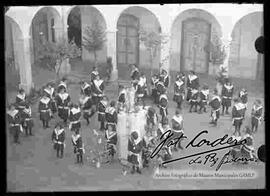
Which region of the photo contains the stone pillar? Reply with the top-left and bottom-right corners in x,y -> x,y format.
160,33 -> 171,72
107,29 -> 118,81
17,36 -> 33,94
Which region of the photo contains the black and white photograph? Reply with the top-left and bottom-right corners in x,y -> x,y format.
4,3 -> 265,191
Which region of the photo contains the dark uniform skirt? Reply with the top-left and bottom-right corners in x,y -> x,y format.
58,107 -> 69,120
51,100 -> 57,113
222,98 -> 232,107
128,153 -> 140,165
98,112 -> 106,122
251,116 -> 260,127
233,118 -> 243,127
40,110 -> 51,121
70,121 -> 81,131
173,94 -> 184,103
199,100 -> 207,108
23,119 -> 34,129
186,89 -> 192,101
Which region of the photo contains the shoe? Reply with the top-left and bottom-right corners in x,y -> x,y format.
198,111 -> 202,114
225,111 -> 229,115
209,121 -> 214,124
189,110 -> 192,113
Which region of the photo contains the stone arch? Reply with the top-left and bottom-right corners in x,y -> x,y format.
228,11 -> 263,80
30,6 -> 62,64
116,6 -> 162,80
5,16 -> 24,91
170,8 -> 222,73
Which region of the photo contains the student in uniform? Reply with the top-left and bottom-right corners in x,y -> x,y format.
136,74 -> 146,105
239,88 -> 248,117
146,107 -> 158,132
21,103 -> 34,136
68,103 -> 81,133
128,131 -> 143,174
15,88 -> 26,114
198,84 -> 209,114
171,109 -> 184,151
71,129 -> 85,164
151,74 -> 159,104
142,130 -> 156,168
80,80 -> 92,96
232,98 -> 245,136
221,78 -> 234,115
90,66 -> 99,83
173,75 -> 185,109
98,96 -> 108,131
159,69 -> 169,88
130,64 -> 140,89
105,124 -> 118,161
141,73 -> 148,97
118,85 -> 127,110
189,88 -> 199,113
51,123 -> 65,159
38,94 -> 52,129
159,93 -> 168,122
44,82 -> 57,115
251,99 -> 263,133
186,70 -> 199,102
241,126 -> 257,163
7,104 -> 23,144
156,80 -> 166,105
209,89 -> 221,126
79,94 -> 95,125
157,117 -> 170,137
105,101 -> 118,132
55,86 -> 71,125
92,75 -> 105,106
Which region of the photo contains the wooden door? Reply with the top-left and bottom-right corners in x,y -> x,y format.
181,18 -> 211,73
117,14 -> 139,67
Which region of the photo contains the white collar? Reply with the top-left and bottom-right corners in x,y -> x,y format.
7,109 -> 19,118
55,128 -> 64,135
253,105 -> 262,111
212,95 -> 221,102
58,93 -> 69,101
188,75 -> 197,81
40,97 -> 50,104
175,80 -> 184,87
100,100 -> 107,107
173,115 -> 183,125
82,83 -> 90,90
191,89 -> 199,94
72,134 -> 80,143
235,103 -> 246,110
201,89 -> 209,96
106,107 -> 115,115
160,94 -> 168,100
224,84 -> 233,90
71,107 -> 81,114
24,108 -> 31,115
80,96 -> 90,104
106,130 -> 116,139
17,93 -> 25,100
93,79 -> 103,87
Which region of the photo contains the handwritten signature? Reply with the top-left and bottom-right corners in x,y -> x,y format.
150,130 -> 257,171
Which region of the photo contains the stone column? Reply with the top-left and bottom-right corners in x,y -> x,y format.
17,36 -> 33,94
160,33 -> 171,72
107,29 -> 118,81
